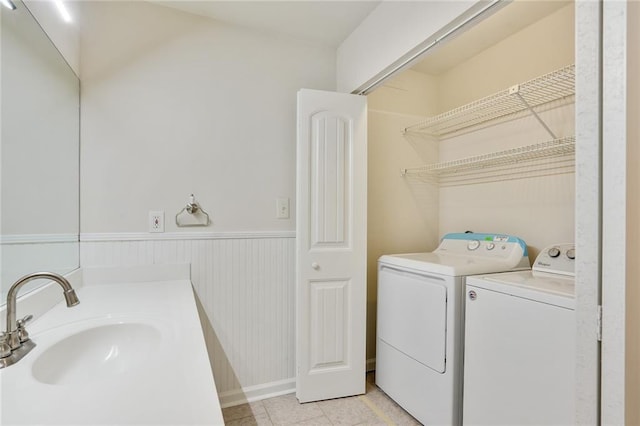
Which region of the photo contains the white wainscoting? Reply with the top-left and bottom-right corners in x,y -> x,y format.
80,232 -> 296,407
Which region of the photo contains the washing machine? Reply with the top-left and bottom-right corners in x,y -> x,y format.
463,243 -> 576,425
376,232 -> 530,426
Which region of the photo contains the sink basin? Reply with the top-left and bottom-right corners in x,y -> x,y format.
31,322 -> 162,386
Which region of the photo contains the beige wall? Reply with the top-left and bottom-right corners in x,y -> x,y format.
436,3 -> 575,259
366,69 -> 440,361
626,1 -> 640,423
79,1 -> 335,234
367,2 -> 575,362
436,105 -> 575,260
436,3 -> 574,112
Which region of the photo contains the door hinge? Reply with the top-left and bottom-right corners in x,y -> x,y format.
596,304 -> 602,342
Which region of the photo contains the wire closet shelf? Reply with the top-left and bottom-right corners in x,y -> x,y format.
403,64 -> 575,138
401,136 -> 575,180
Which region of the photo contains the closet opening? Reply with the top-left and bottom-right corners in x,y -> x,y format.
364,0 -> 576,400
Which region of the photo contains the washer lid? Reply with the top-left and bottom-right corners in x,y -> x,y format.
378,252 -> 528,277
467,271 -> 575,309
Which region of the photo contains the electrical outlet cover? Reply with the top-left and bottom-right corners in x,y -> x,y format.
149,210 -> 165,233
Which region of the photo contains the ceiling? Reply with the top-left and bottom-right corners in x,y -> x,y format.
149,0 -> 570,77
150,0 -> 381,48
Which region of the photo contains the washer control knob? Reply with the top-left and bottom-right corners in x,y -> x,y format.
548,247 -> 561,258
468,290 -> 477,301
467,240 -> 480,251
486,243 -> 495,250
566,248 -> 576,260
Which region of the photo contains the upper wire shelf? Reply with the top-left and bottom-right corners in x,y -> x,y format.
401,136 -> 575,179
403,64 -> 575,138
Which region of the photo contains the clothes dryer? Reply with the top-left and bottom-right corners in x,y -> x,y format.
376,233 -> 530,425
463,243 -> 576,425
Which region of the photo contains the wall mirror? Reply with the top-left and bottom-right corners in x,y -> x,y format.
1,0 -> 80,303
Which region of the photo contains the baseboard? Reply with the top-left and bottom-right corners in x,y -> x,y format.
367,358 -> 376,372
218,378 -> 296,408
218,360 -> 376,408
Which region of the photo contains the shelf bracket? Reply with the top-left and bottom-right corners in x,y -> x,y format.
509,85 -> 557,139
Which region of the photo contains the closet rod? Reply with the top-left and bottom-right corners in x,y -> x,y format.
356,0 -> 506,96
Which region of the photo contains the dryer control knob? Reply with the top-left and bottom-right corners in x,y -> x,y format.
548,247 -> 561,258
467,240 -> 480,251
486,243 -> 495,250
566,248 -> 576,260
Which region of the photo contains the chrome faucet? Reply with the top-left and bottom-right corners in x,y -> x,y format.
0,272 -> 80,368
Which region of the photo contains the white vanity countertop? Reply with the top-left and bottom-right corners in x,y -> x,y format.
1,272 -> 224,425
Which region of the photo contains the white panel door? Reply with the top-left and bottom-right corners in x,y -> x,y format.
296,88 -> 367,403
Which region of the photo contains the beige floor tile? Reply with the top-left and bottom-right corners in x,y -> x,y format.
291,415 -> 334,425
225,412 -> 274,426
362,388 -> 421,426
223,401 -> 268,422
317,395 -> 382,426
262,393 -> 325,425
225,376 -> 422,426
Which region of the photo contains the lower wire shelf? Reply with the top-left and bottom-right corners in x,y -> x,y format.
401,136 -> 575,186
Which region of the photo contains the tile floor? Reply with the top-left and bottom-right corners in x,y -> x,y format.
222,373 -> 421,426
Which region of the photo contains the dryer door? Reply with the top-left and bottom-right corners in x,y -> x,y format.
377,264 -> 448,373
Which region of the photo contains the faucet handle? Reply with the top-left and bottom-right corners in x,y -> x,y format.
17,314 -> 33,327
16,314 -> 33,343
0,333 -> 11,358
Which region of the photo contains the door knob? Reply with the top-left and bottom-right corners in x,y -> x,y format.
311,262 -> 320,270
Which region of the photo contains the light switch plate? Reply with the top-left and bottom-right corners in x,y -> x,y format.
276,198 -> 289,219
